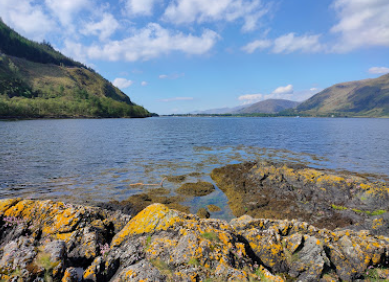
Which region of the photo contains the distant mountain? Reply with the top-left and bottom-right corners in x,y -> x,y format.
0,19 -> 150,118
233,99 -> 300,114
192,105 -> 246,114
294,74 -> 389,117
193,99 -> 299,115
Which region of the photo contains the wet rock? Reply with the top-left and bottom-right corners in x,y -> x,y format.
176,181 -> 215,197
98,188 -> 190,216
211,161 -> 389,234
197,208 -> 210,219
207,204 -> 222,212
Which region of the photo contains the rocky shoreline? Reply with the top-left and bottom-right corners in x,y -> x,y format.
1,198 -> 389,281
211,161 -> 389,235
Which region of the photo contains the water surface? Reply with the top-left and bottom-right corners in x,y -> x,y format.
1,117 -> 388,220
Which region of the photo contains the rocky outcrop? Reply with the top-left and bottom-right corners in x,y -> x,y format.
0,199 -> 389,281
211,161 -> 389,234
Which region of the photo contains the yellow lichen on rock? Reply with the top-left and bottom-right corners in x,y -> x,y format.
112,204 -> 180,246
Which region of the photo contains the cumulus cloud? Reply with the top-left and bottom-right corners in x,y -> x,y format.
81,13 -> 120,41
125,0 -> 159,16
163,0 -> 270,32
113,78 -> 134,89
159,97 -> 194,102
238,94 -> 264,104
45,0 -> 91,26
331,0 -> 389,52
0,0 -> 55,41
272,84 -> 293,95
241,39 -> 271,53
141,81 -> 148,86
368,67 -> 389,74
85,24 -> 220,62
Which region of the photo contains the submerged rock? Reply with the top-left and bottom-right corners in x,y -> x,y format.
197,207 -> 210,219
207,204 -> 222,212
211,161 -> 389,234
176,181 -> 215,197
0,199 -> 388,281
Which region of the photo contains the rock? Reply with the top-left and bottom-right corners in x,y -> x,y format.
207,204 -> 222,212
197,208 -> 210,219
98,188 -> 190,216
211,161 -> 389,234
176,182 -> 215,197
62,267 -> 81,282
0,199 -> 388,281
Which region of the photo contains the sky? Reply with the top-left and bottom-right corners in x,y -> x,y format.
1,0 -> 389,115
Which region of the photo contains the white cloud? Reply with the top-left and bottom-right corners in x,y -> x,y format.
238,84 -> 318,104
272,33 -> 323,54
0,0 -> 55,41
45,0 -> 91,26
292,88 -> 321,102
159,73 -> 185,79
81,13 -> 120,41
141,81 -> 148,86
85,23 -> 220,62
242,33 -> 323,54
160,97 -> 194,102
62,40 -> 89,64
272,84 -> 293,95
331,0 -> 389,52
163,0 -> 270,32
241,39 -> 271,53
113,78 -> 134,89
238,94 -> 264,104
368,67 -> 389,74
125,0 -> 159,16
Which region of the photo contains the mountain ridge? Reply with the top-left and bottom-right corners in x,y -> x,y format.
0,19 -> 151,118
293,73 -> 389,117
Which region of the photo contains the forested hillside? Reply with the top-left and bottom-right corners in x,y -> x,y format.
0,19 -> 150,118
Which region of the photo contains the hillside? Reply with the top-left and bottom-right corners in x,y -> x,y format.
295,74 -> 389,117
0,20 -> 150,118
234,99 -> 300,114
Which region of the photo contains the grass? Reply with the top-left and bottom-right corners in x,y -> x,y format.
331,204 -> 348,211
200,232 -> 219,242
332,205 -> 386,216
0,49 -> 150,118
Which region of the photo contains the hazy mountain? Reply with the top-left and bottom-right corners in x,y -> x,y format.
233,99 -> 300,114
192,105 -> 246,114
0,19 -> 150,118
295,73 -> 389,116
193,99 -> 299,115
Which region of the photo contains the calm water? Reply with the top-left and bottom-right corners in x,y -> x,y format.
0,117 -> 388,219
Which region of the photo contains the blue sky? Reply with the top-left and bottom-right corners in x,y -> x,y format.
1,0 -> 389,114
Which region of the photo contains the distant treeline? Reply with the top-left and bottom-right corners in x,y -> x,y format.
167,112 -> 349,118
0,18 -> 91,70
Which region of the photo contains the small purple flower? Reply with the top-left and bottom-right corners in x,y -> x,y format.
99,243 -> 110,257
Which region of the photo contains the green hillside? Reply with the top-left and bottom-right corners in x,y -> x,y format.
0,19 -> 150,118
294,74 -> 389,117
